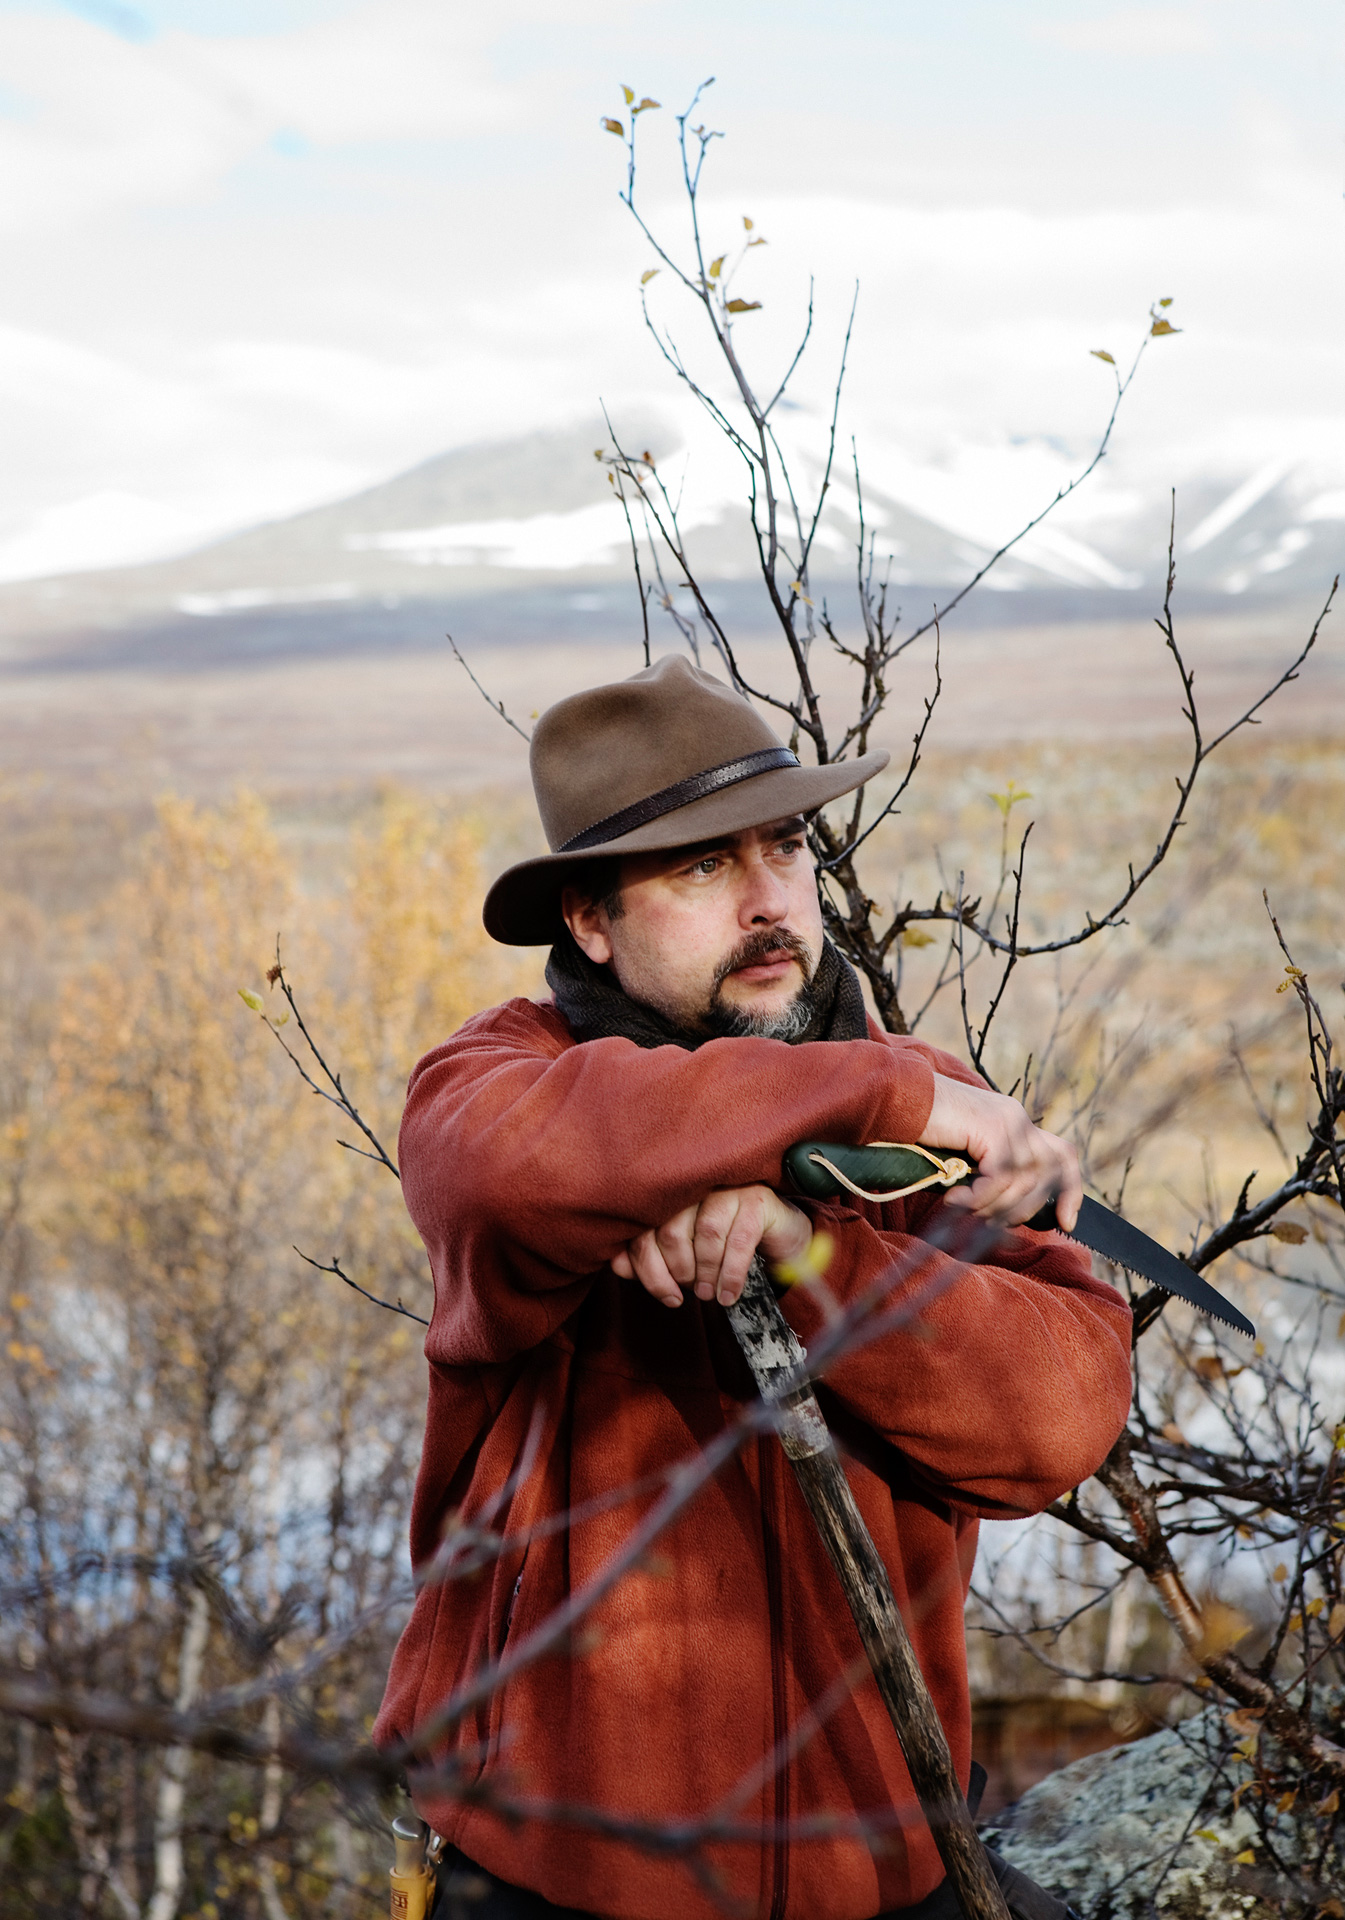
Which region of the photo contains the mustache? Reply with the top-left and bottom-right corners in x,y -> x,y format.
711,927 -> 814,995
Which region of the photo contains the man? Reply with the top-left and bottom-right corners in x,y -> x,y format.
375,654 -> 1133,1920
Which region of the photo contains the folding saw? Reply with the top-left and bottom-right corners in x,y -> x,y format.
784,1140 -> 1254,1341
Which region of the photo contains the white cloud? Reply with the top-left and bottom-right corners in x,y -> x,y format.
0,0 -> 528,235
0,14 -> 251,231
1035,8 -> 1216,57
0,489 -> 211,580
197,0 -> 518,145
0,0 -> 1342,579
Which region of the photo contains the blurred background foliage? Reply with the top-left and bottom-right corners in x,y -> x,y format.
0,730 -> 1340,1912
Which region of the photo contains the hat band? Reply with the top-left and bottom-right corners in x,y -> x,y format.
557,745 -> 802,853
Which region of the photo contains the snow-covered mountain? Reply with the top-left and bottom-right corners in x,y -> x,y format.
1,420 -> 1339,668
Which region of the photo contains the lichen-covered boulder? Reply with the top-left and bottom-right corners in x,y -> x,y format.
981,1709 -> 1337,1919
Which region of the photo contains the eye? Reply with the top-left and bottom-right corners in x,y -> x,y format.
689,855 -> 720,877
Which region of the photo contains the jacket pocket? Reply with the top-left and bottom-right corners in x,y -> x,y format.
495,1544 -> 529,1657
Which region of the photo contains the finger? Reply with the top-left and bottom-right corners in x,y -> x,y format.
947,1168 -> 1041,1226
690,1193 -> 738,1300
627,1229 -> 683,1309
716,1203 -> 765,1306
653,1203 -> 701,1287
1055,1149 -> 1083,1234
610,1246 -> 634,1278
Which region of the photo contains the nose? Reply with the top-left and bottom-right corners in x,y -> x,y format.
738,851 -> 790,927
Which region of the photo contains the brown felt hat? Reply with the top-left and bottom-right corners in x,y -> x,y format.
484,653 -> 889,945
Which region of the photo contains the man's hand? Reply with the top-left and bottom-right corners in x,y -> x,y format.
612,1185 -> 812,1310
921,1073 -> 1082,1232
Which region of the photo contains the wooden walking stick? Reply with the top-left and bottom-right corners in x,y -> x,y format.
726,1255 -> 1011,1920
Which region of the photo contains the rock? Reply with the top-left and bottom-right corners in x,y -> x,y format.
981,1711 -> 1277,1919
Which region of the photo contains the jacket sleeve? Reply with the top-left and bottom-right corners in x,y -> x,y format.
779,1029 -> 1134,1518
399,997 -> 938,1368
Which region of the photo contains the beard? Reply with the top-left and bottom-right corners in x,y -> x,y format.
700,927 -> 817,1040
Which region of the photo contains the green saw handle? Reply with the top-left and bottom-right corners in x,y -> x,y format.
785,1141 -> 1059,1232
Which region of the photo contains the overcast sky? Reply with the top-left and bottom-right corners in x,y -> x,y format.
1,0 -> 1342,580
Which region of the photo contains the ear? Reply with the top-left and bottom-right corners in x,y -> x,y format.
561,887 -> 614,966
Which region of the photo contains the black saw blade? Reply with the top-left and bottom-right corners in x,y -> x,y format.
1059,1194 -> 1255,1340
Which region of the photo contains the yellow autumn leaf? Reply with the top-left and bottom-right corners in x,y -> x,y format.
725,297 -> 762,312
1272,1563 -> 1288,1582
1338,1309 -> 1345,1339
1288,1611 -> 1303,1630
1329,1601 -> 1345,1638
237,988 -> 265,1013
9,1293 -> 29,1312
1306,1595 -> 1324,1616
1091,349 -> 1115,364
636,97 -> 660,112
788,580 -> 814,607
602,118 -> 624,137
1233,1849 -> 1255,1866
1319,1787 -> 1341,1815
1193,1828 -> 1220,1842
1271,1220 -> 1308,1243
640,268 -> 659,285
708,254 -> 725,279
1151,318 -> 1182,336
902,927 -> 937,949
1162,1421 -> 1188,1445
1276,1790 -> 1296,1813
747,236 -> 767,247
1159,296 -> 1173,307
622,85 -> 634,105
743,215 -> 754,230
1199,1600 -> 1251,1657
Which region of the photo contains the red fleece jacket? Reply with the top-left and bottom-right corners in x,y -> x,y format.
374,997 -> 1133,1920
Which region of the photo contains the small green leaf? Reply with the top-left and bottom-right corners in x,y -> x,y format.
237,988 -> 265,1013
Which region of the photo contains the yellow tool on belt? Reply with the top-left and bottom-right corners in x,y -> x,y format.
389,1815 -> 442,1919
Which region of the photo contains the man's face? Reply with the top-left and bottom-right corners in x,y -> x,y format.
561,816 -> 825,1037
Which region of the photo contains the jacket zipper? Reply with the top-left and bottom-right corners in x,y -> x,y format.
760,1439 -> 790,1920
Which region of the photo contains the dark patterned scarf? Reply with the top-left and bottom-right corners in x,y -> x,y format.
545,930 -> 869,1051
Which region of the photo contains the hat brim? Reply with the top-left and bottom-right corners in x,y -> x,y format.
483,750 -> 890,945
